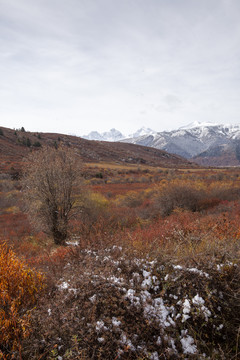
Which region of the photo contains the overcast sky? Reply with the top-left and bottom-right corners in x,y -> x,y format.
1,0 -> 240,136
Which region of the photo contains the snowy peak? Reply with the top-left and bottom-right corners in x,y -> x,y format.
179,121 -> 220,130
102,128 -> 124,141
122,122 -> 240,161
83,128 -> 125,142
178,122 -> 240,138
129,127 -> 156,138
83,131 -> 103,141
82,127 -> 156,142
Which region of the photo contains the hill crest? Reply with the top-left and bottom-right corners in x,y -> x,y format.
0,126 -> 196,175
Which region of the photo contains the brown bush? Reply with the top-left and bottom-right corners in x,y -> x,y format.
21,146 -> 85,245
154,184 -> 205,217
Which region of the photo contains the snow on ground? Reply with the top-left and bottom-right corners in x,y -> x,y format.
56,246 -> 231,359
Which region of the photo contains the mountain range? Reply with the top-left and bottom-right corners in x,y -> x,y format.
83,122 -> 240,166
82,127 -> 155,142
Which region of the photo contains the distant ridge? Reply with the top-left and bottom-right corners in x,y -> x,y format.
82,127 -> 157,142
83,128 -> 125,142
83,122 -> 240,166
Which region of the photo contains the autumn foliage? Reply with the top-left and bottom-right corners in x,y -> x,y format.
0,243 -> 45,359
1,161 -> 240,358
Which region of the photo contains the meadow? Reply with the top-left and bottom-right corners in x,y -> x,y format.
0,163 -> 240,359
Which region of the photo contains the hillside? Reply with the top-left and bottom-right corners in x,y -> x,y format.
192,142 -> 240,167
0,126 -> 196,175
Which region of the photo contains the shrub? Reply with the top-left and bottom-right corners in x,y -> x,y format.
95,172 -> 103,179
33,141 -> 41,147
210,186 -> 240,201
116,191 -> 145,208
22,146 -> 85,245
154,184 -> 205,217
0,243 -> 45,358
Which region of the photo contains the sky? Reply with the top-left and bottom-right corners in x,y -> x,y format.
1,0 -> 240,136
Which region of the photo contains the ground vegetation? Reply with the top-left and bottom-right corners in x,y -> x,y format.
0,148 -> 240,359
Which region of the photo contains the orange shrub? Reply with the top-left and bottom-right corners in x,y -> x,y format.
0,243 -> 45,358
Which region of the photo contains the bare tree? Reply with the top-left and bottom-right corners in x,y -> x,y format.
22,146 -> 85,245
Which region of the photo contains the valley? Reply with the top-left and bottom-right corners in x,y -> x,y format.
0,126 -> 240,359
1,0 -> 239,357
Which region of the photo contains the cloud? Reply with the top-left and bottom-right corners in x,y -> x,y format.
0,0 -> 240,134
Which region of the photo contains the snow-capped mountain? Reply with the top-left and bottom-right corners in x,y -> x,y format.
82,127 -> 156,142
179,121 -> 220,130
83,131 -> 104,141
122,123 -> 240,160
82,123 -> 240,165
128,127 -> 157,138
82,128 -> 125,142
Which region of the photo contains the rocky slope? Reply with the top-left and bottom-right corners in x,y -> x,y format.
123,123 -> 239,156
